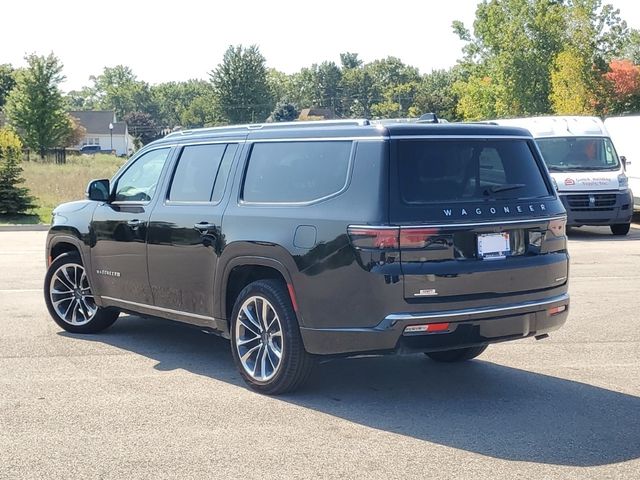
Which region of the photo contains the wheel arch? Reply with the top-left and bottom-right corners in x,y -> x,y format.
47,235 -> 87,267
219,256 -> 297,324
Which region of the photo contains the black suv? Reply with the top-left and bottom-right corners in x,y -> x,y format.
44,120 -> 569,394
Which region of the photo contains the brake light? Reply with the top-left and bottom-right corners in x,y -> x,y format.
399,228 -> 439,249
347,226 -> 399,249
548,218 -> 566,237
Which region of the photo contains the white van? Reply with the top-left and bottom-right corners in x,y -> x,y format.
604,116 -> 639,208
492,116 -> 632,235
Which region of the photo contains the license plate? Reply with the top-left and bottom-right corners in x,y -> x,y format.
477,233 -> 510,260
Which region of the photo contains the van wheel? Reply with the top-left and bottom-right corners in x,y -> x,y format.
425,345 -> 488,362
610,223 -> 630,235
44,252 -> 119,333
230,279 -> 315,395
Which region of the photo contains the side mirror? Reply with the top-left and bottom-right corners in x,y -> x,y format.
86,179 -> 110,202
620,155 -> 630,168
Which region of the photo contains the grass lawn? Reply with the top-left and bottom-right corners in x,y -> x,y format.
0,153 -> 126,224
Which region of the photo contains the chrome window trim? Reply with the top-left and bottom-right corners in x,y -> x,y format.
102,296 -> 215,322
248,136 -> 386,143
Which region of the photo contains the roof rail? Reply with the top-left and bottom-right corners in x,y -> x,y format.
165,119 -> 370,138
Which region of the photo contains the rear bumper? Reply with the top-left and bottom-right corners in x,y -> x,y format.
300,293 -> 569,355
559,190 -> 632,226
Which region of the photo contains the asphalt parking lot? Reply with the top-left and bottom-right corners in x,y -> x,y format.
1,228 -> 639,479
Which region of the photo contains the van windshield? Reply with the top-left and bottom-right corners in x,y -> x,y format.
397,139 -> 552,204
536,137 -> 620,172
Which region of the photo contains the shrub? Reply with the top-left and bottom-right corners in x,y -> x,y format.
0,128 -> 35,215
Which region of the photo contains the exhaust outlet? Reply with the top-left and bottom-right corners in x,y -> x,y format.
535,334 -> 549,341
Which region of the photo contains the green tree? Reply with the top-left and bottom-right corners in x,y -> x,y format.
266,68 -> 294,105
340,52 -> 363,70
340,66 -> 378,117
210,45 -> 273,123
453,0 -> 630,118
0,128 -> 35,215
453,73 -> 500,120
5,53 -> 72,155
269,101 -> 299,122
550,47 -> 596,115
123,111 -> 159,145
151,80 -> 217,128
91,65 -> 158,121
64,86 -> 98,110
367,57 -> 421,118
411,68 -> 461,121
453,0 -> 566,116
0,64 -> 16,109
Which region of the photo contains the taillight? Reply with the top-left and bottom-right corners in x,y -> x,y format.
548,218 -> 566,237
348,226 -> 443,250
347,226 -> 399,249
399,228 -> 439,249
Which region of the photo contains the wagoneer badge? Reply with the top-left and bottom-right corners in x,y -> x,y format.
443,204 -> 547,217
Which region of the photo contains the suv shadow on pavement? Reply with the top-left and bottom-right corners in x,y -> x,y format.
60,316 -> 640,468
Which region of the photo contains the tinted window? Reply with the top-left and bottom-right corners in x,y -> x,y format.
398,139 -> 551,204
169,144 -> 226,202
536,137 -> 620,171
243,141 -> 351,203
114,148 -> 170,202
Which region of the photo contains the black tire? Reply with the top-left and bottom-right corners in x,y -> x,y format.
425,345 -> 488,363
610,223 -> 630,236
44,252 -> 119,334
230,279 -> 314,395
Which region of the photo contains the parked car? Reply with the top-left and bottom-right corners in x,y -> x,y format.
79,145 -> 102,154
44,120 -> 569,394
604,115 -> 639,210
492,116 -> 632,235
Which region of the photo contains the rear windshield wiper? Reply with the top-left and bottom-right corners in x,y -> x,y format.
483,183 -> 526,195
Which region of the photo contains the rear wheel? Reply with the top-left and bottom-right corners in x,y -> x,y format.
230,279 -> 314,395
610,223 -> 630,236
44,252 -> 119,333
425,345 -> 488,363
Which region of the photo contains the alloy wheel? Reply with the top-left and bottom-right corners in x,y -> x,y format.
49,263 -> 97,326
234,295 -> 284,382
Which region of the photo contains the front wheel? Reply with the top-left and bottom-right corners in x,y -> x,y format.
44,252 -> 119,333
230,279 -> 314,395
610,223 -> 630,236
425,345 -> 488,363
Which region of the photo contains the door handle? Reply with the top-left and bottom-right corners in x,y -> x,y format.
127,219 -> 142,228
194,222 -> 217,233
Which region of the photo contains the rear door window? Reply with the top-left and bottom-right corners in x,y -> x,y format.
242,141 -> 352,203
397,139 -> 552,204
169,144 -> 232,202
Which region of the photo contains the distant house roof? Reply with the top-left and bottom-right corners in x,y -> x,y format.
69,110 -> 127,135
298,108 -> 336,121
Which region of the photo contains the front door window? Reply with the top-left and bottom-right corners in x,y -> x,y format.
114,148 -> 170,202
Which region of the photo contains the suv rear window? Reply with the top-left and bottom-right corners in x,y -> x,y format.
397,139 -> 552,203
242,141 -> 352,203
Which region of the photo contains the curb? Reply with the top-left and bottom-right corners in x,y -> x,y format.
0,225 -> 50,232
